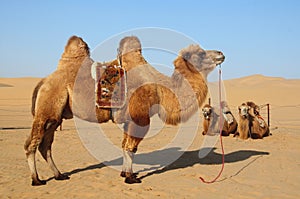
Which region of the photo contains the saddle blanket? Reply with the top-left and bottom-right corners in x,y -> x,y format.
93,63 -> 127,108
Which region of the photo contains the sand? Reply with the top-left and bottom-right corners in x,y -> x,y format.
0,75 -> 299,199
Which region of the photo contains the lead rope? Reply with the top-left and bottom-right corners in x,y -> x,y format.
199,65 -> 225,183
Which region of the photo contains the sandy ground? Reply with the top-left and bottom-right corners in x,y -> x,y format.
0,75 -> 300,199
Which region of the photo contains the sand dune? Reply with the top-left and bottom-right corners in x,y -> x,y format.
0,75 -> 299,198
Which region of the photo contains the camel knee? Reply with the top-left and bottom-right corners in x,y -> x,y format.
122,133 -> 128,149
25,135 -> 43,156
38,141 -> 48,160
25,119 -> 56,156
123,135 -> 143,153
39,133 -> 55,160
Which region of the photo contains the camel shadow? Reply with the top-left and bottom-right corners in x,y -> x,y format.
49,147 -> 269,182
46,163 -> 107,182
137,147 -> 269,180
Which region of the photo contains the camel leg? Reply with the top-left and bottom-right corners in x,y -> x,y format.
38,120 -> 70,181
121,130 -> 128,177
47,149 -> 70,180
121,121 -> 149,184
24,119 -> 46,186
121,122 -> 138,178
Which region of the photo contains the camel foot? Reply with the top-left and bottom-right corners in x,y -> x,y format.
125,175 -> 141,184
120,171 -> 138,178
32,179 -> 46,186
55,173 -> 70,181
120,171 -> 126,177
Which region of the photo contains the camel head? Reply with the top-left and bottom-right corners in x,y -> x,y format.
202,104 -> 212,120
63,35 -> 90,58
246,101 -> 260,116
176,45 -> 225,78
238,103 -> 250,118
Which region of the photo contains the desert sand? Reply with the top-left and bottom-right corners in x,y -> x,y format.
0,75 -> 299,199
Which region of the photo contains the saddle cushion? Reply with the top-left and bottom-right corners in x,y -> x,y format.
95,64 -> 127,108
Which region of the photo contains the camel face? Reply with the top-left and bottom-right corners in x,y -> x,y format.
179,45 -> 225,78
238,104 -> 249,118
202,105 -> 212,120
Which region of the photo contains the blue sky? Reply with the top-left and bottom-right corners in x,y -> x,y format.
0,0 -> 299,80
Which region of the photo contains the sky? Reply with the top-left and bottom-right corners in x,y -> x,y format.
0,0 -> 299,80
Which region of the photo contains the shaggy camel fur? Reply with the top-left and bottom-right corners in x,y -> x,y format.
202,101 -> 238,136
26,35 -> 225,185
237,102 -> 269,139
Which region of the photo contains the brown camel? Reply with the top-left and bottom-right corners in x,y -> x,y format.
236,101 -> 269,139
202,101 -> 238,136
25,35 -> 225,185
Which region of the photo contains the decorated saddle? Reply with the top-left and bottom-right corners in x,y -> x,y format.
91,62 -> 127,108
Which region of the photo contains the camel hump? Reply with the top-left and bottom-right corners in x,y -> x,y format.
118,36 -> 141,55
61,35 -> 90,59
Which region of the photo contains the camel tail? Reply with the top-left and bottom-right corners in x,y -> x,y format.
31,79 -> 45,116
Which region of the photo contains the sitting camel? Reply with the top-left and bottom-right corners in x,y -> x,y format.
236,101 -> 269,139
202,101 -> 238,136
25,35 -> 225,185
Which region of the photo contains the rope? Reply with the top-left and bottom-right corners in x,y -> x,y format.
199,65 -> 225,183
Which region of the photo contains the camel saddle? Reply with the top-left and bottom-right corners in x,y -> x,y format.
94,64 -> 127,108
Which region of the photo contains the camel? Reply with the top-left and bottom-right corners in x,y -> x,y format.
25,35 -> 225,185
236,101 -> 269,139
202,101 -> 238,136
25,36 -> 92,186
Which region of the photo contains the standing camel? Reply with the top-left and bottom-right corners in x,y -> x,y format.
25,35 -> 225,185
